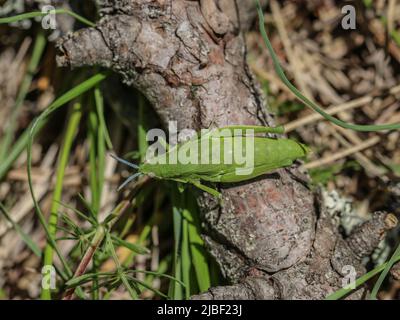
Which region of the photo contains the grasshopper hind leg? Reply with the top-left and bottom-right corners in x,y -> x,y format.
191,181 -> 221,198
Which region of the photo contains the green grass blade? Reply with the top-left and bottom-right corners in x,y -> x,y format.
256,0 -> 400,132
370,242 -> 400,299
363,0 -> 373,8
89,89 -> 108,300
184,195 -> 211,292
29,73 -> 107,137
111,234 -> 150,255
94,86 -> 113,149
127,269 -> 184,285
88,107 -> 100,214
26,74 -> 107,296
125,275 -> 168,299
390,30 -> 400,46
55,200 -> 97,226
326,252 -> 400,300
0,202 -> 41,257
181,218 -> 191,299
0,32 -> 46,161
105,233 -> 138,299
77,194 -> 98,223
0,12 -> 45,24
65,272 -> 114,288
138,96 -> 148,162
87,86 -> 110,223
0,114 -> 46,180
41,102 -> 82,299
168,186 -> 184,300
0,9 -> 95,27
55,9 -> 96,27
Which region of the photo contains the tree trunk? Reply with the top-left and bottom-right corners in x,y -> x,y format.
56,0 -> 396,299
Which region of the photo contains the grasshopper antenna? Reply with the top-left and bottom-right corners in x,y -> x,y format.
110,154 -> 139,170
110,154 -> 142,190
117,172 -> 142,191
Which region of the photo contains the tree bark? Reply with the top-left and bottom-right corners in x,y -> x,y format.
56,0 -> 396,299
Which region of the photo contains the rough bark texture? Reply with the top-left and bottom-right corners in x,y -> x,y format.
56,0 -> 397,299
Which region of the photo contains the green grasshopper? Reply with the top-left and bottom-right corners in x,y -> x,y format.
111,125 -> 309,197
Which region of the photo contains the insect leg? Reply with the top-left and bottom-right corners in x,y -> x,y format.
177,182 -> 187,193
191,181 -> 221,198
